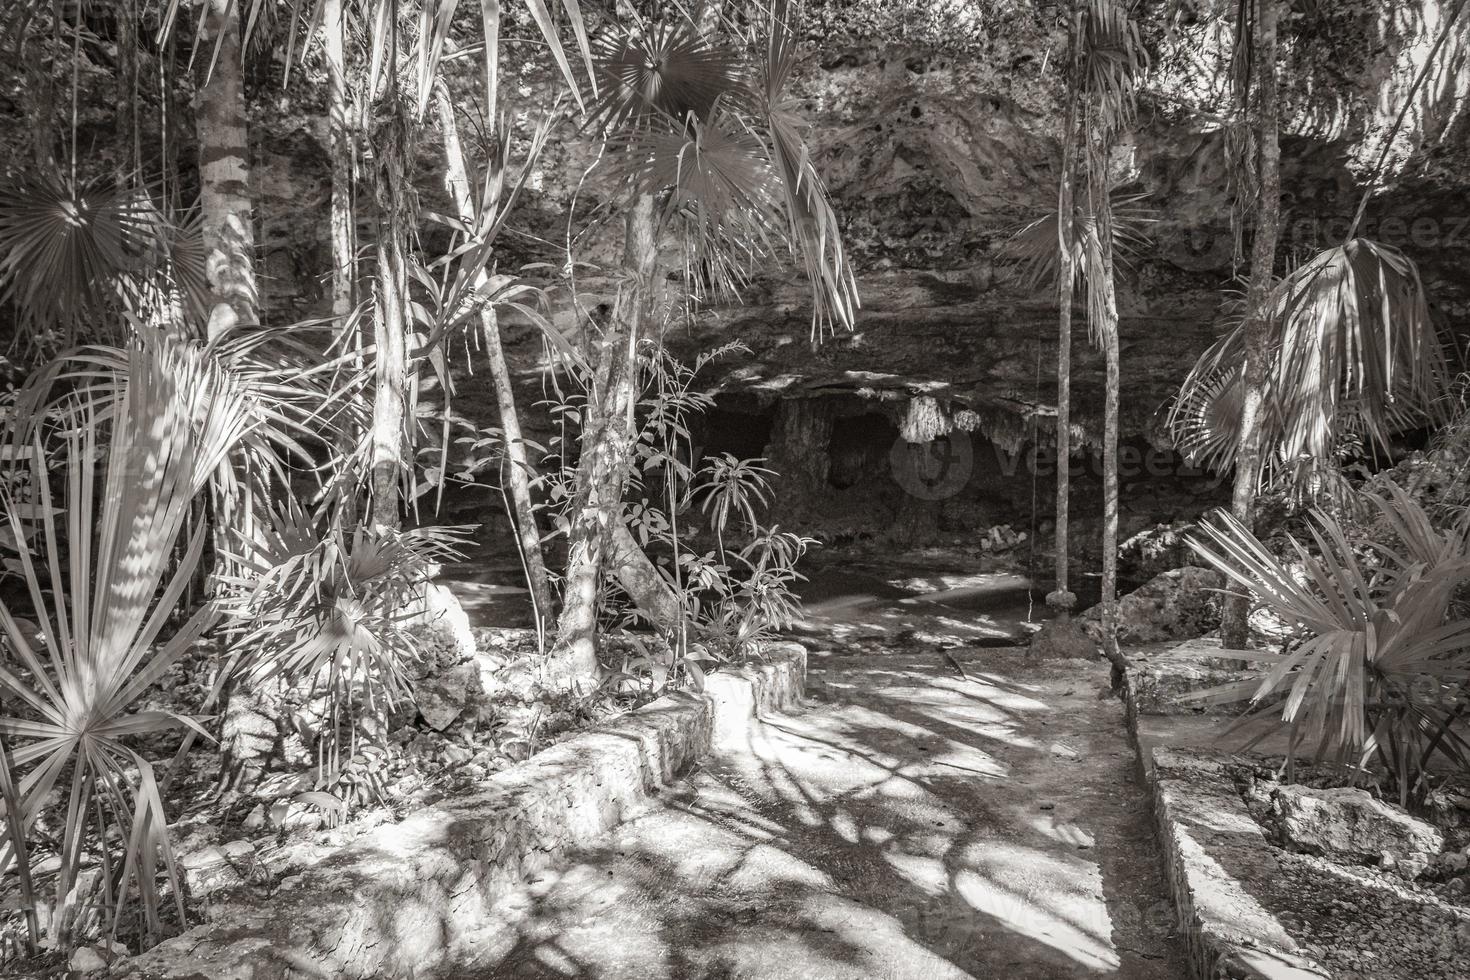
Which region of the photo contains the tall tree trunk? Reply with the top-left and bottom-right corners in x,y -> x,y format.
1089,129 -> 1127,690
543,193 -> 659,692
365,96 -> 418,532
1049,27 -> 1082,619
324,0 -> 355,323
195,0 -> 257,339
1221,0 -> 1282,651
433,87 -> 555,622
370,228 -> 409,531
1099,267 -> 1123,689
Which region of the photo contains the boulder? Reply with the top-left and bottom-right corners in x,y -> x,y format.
1270,785 -> 1445,864
178,840 -> 255,898
1128,637 -> 1257,716
1081,566 -> 1225,646
1118,522 -> 1199,580
70,940 -> 128,975
406,582 -> 476,673
1028,619 -> 1098,661
415,659 -> 483,731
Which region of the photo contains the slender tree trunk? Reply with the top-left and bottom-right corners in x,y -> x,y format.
365,95 -> 418,532
1052,221 -> 1075,615
1099,268 -> 1123,688
1089,126 -> 1127,690
1049,27 -> 1082,619
370,229 -> 409,531
1221,0 -> 1282,651
195,0 -> 257,339
544,193 -> 659,692
433,87 -> 555,621
324,0 -> 355,322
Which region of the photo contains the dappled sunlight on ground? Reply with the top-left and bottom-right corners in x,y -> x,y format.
438,643 -> 1184,979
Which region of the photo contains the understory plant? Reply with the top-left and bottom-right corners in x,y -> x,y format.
216,495 -> 469,799
618,344 -> 813,686
1188,482 -> 1470,806
0,339 -> 249,948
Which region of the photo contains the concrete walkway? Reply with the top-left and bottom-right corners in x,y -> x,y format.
443,647 -> 1186,979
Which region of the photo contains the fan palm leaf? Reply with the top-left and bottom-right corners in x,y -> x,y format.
0,174 -> 157,337
587,0 -> 857,334
587,19 -> 745,134
217,496 -> 470,722
1185,486 -> 1470,796
756,0 -> 858,334
1169,238 -> 1451,483
1079,0 -> 1149,133
1006,192 -> 1155,295
0,337 -> 251,943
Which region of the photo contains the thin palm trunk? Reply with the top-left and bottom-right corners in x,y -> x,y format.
1092,158 -> 1126,689
544,192 -> 658,691
433,87 -> 555,622
1099,268 -> 1123,685
324,0 -> 355,323
1221,0 -> 1281,650
370,227 -> 409,531
1050,26 -> 1082,618
196,0 -> 257,338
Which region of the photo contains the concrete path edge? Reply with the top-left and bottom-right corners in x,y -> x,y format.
1122,648 -> 1332,980
119,642 -> 807,980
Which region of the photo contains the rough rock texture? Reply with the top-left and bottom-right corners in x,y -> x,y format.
415,660 -> 483,732
178,840 -> 258,900
403,582 -> 487,731
118,643 -> 806,980
1080,567 -> 1226,646
1028,619 -> 1098,661
1120,522 -> 1205,581
1148,748 -> 1331,980
1270,785 -> 1446,864
1128,637 -> 1258,718
1030,567 -> 1225,660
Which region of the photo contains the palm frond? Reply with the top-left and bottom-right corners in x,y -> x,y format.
218,498 -> 470,722
755,0 -> 858,335
0,174 -> 158,337
1168,238 -> 1451,485
0,337 -> 246,943
586,19 -> 745,134
1006,191 -> 1155,294
1079,0 -> 1149,133
1187,485 -> 1470,795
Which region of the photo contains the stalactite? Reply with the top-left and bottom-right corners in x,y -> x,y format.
899,396 -> 951,444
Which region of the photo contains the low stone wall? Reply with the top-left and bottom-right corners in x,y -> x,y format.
1128,637 -> 1256,717
1147,747 -> 1331,980
121,643 -> 806,980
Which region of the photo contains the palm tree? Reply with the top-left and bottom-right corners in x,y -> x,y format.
324,0 -> 356,324
1214,0 -> 1283,650
1049,11 -> 1084,621
1081,0 -> 1148,687
0,335 -> 254,946
1169,0 -> 1465,550
195,0 -> 258,339
1010,0 -> 1146,688
164,0 -> 599,529
542,1 -> 858,691
433,81 -> 556,622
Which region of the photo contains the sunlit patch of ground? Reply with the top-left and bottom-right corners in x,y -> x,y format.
437,637 -> 1185,978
